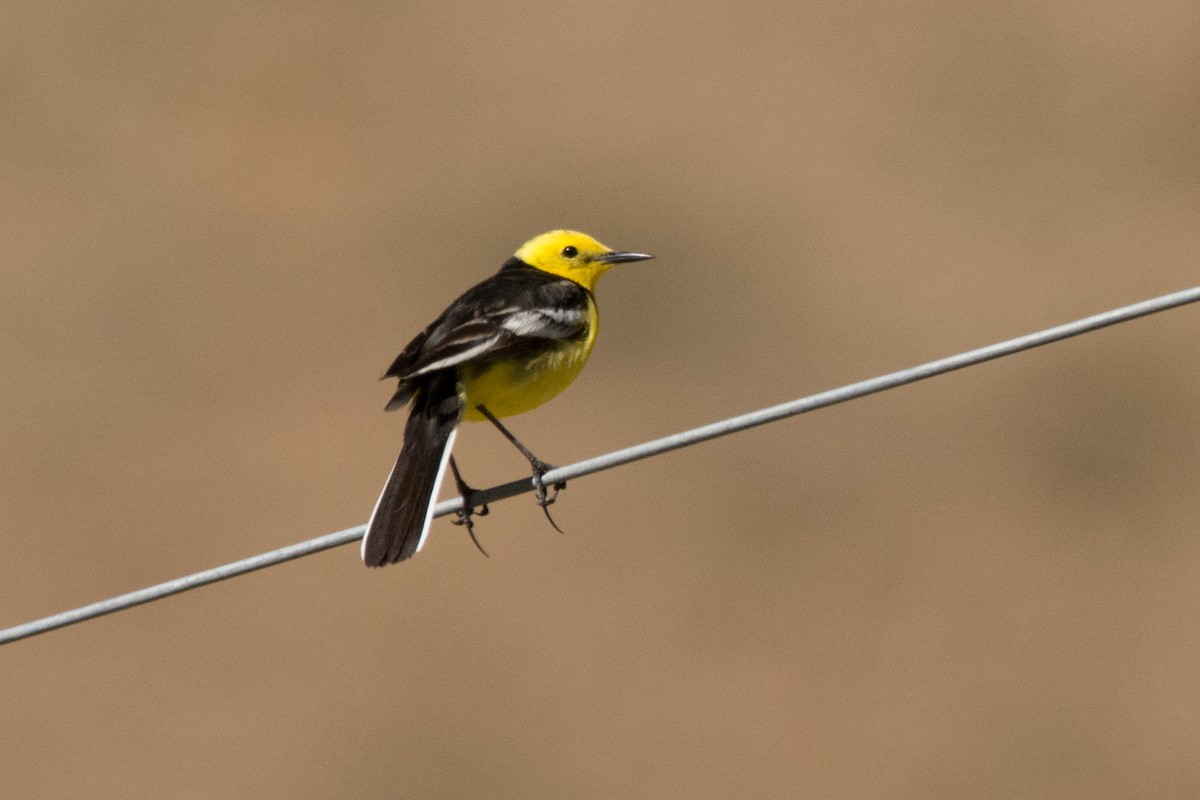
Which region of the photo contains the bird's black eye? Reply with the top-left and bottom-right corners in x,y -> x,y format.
561,245 -> 578,258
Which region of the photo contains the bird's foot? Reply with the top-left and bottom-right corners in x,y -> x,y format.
530,459 -> 567,534
452,504 -> 490,558
450,456 -> 490,557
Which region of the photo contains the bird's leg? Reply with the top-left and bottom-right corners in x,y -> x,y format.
475,404 -> 566,534
449,456 -> 490,557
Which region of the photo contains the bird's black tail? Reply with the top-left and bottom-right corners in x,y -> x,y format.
362,372 -> 463,566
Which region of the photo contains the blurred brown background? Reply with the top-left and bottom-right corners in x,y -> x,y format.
3,2 -> 1199,797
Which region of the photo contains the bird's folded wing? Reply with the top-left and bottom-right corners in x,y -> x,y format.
393,281 -> 590,381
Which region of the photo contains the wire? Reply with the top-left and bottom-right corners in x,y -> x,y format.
3,284 -> 1199,646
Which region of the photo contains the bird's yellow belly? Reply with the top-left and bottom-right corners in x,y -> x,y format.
460,337 -> 594,420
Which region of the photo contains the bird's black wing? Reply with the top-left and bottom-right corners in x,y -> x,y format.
383,266 -> 591,409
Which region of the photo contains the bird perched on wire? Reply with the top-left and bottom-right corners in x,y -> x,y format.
362,230 -> 653,566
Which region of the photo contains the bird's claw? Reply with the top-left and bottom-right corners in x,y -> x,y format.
449,456 -> 490,557
452,501 -> 490,557
530,461 -> 567,534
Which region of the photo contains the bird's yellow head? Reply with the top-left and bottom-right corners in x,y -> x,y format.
514,230 -> 653,292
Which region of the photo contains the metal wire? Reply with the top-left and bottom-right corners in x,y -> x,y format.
3,284 -> 1198,646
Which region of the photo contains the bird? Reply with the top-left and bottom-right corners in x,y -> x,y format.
361,230 -> 653,566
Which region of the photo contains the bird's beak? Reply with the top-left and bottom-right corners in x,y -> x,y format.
594,250 -> 654,265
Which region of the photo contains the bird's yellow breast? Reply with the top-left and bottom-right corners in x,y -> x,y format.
459,302 -> 598,420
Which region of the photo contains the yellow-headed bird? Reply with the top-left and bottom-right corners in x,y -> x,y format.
362,231 -> 653,566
